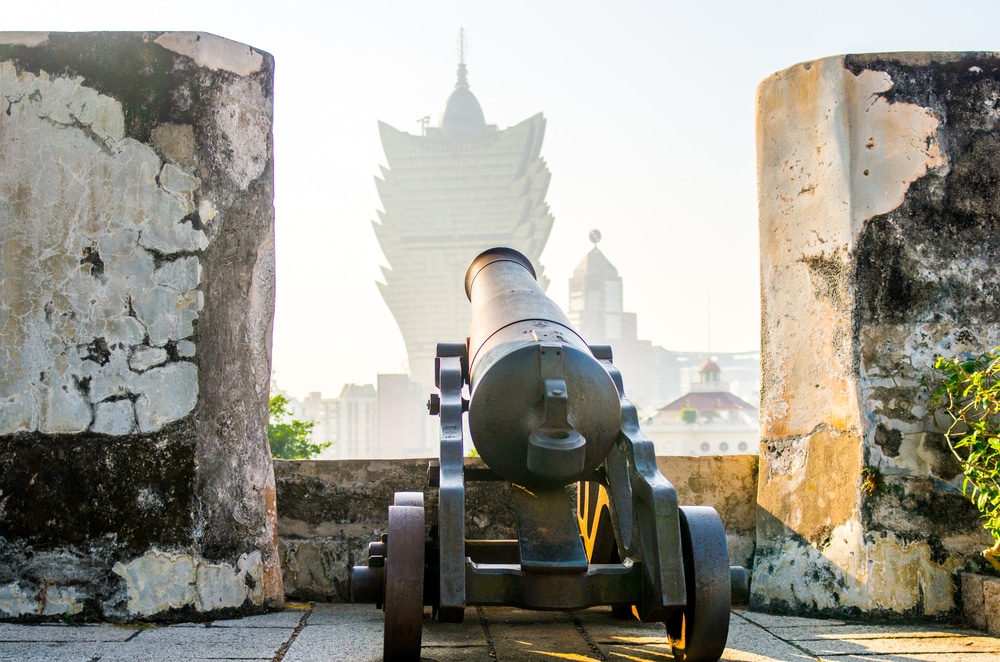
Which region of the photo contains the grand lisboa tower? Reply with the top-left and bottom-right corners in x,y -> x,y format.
373,49 -> 555,387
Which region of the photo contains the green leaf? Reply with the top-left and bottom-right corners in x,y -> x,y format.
933,346 -> 1000,553
268,394 -> 331,460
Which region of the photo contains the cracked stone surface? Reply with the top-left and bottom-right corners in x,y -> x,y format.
755,52 -> 1000,619
0,62 -> 203,435
0,32 -> 281,621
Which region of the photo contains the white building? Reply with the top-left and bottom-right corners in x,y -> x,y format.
643,361 -> 759,455
326,383 -> 377,459
377,373 -> 433,458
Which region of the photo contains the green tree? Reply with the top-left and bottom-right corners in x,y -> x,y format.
268,394 -> 331,459
932,349 -> 1000,571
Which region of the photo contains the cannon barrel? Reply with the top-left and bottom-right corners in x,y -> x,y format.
463,247 -> 622,488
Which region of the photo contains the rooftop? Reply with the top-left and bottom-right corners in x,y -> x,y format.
659,390 -> 757,412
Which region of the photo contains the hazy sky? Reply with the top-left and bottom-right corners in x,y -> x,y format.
7,1 -> 1000,398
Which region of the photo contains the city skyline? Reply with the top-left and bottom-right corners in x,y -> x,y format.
7,1 -> 1000,399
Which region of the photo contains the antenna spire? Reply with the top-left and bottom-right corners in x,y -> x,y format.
707,290 -> 712,360
455,28 -> 469,88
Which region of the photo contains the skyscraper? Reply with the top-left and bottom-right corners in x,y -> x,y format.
373,48 -> 554,387
567,230 -> 650,404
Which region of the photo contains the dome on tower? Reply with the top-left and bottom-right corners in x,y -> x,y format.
699,360 -> 721,375
440,62 -> 485,136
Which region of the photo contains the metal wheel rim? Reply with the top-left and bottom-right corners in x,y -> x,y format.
383,502 -> 425,661
667,506 -> 731,662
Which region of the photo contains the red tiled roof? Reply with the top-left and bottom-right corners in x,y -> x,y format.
699,360 -> 721,374
659,391 -> 756,412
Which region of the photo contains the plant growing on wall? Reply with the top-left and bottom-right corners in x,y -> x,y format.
268,394 -> 331,460
932,349 -> 1000,571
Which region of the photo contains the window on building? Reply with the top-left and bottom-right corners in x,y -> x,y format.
604,281 -> 622,312
604,313 -> 622,340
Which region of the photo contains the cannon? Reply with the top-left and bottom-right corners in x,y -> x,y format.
352,247 -> 748,661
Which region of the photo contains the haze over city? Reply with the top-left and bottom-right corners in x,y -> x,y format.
7,0 -> 1000,399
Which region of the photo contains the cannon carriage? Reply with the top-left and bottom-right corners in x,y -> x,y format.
352,247 -> 748,661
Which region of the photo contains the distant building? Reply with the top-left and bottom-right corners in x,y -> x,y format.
328,383 -> 378,459
565,233 -> 760,416
644,361 -> 759,455
567,231 -> 652,406
301,391 -> 336,451
282,385 -> 378,459
270,380 -> 306,421
277,377 -> 433,460
377,373 -> 432,458
662,350 -> 760,410
373,50 -> 555,389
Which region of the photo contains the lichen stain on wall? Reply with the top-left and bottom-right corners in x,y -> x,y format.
754,521 -> 963,615
0,581 -> 84,617
754,53 -> 977,617
758,427 -> 862,546
153,32 -> 264,77
860,324 -> 1000,476
758,59 -> 947,445
211,78 -> 271,192
757,58 -> 945,251
112,549 -> 264,616
843,68 -> 946,229
761,250 -> 856,441
0,62 -> 210,436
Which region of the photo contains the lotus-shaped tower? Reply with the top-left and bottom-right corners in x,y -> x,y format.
373,56 -> 554,387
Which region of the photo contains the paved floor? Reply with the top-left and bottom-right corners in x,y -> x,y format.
0,603 -> 997,661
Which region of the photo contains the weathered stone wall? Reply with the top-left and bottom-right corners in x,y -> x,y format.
275,455 -> 758,602
656,455 -> 758,572
755,52 -> 999,620
0,32 -> 280,620
275,458 -> 517,602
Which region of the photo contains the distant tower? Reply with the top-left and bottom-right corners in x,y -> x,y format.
568,229 -> 632,347
373,32 -> 554,387
567,232 -> 653,404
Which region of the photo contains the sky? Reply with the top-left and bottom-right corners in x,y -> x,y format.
7,1 -> 1000,399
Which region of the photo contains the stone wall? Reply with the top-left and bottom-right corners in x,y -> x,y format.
275,455 -> 758,602
0,32 -> 281,620
655,455 -> 758,572
754,52 -> 1000,620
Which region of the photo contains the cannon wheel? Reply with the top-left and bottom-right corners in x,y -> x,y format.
383,492 -> 426,661
666,506 -> 731,662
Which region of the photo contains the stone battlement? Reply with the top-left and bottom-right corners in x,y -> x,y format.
273,455 -> 759,602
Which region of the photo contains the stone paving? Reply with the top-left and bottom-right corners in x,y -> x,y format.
0,603 -> 997,661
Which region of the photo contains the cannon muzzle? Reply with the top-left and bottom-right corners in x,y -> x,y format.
464,247 -> 621,488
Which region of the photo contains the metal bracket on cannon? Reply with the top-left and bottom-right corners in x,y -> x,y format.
351,248 -> 748,662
